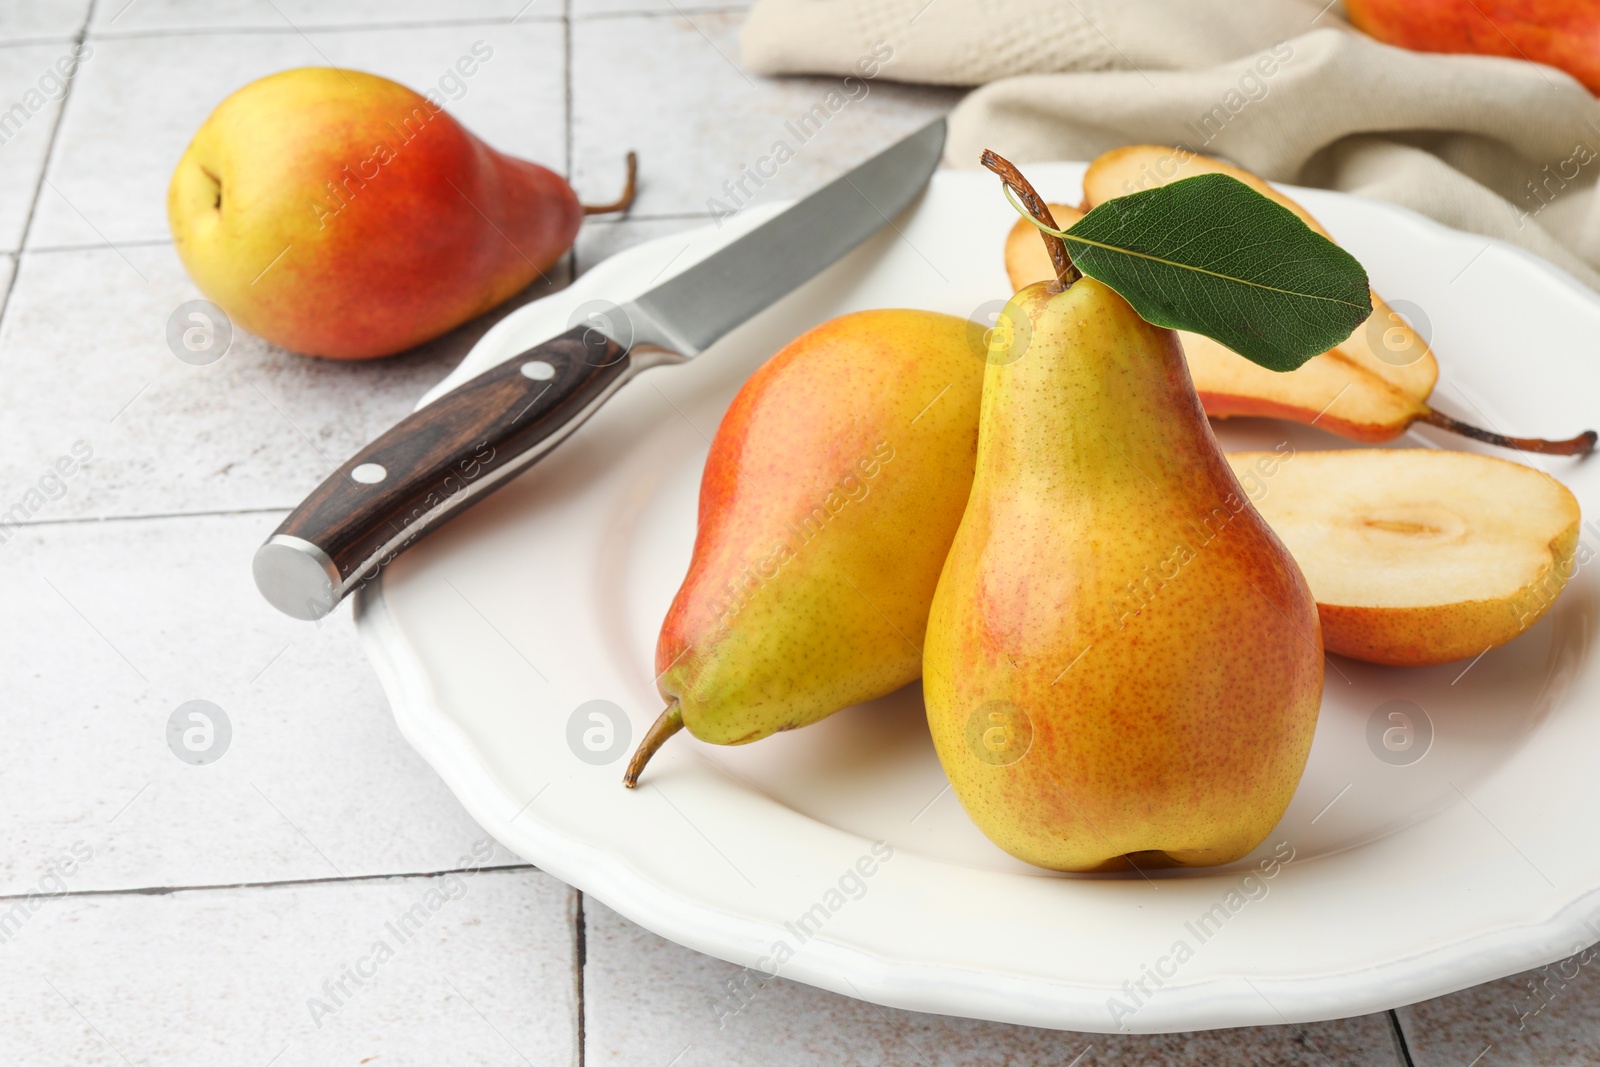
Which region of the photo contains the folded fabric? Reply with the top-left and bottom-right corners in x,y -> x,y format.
742,0 -> 1600,290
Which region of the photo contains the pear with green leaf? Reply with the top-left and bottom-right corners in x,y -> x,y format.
922,155 -> 1367,872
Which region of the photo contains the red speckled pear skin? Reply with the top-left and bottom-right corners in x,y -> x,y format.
655,309 -> 986,748
1345,0 -> 1600,95
168,67 -> 582,360
923,279 -> 1324,873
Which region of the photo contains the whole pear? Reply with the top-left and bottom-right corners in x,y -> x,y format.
625,309 -> 986,785
1346,0 -> 1600,95
923,263 -> 1324,871
168,67 -> 584,359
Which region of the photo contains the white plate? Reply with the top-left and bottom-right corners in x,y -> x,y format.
354,163 -> 1600,1033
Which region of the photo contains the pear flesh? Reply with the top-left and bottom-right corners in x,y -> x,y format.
1229,448 -> 1582,666
1079,146 -> 1440,442
1005,186 -> 1436,443
923,278 -> 1324,872
1013,217 -> 1432,442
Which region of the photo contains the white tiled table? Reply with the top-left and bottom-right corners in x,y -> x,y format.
1,3 -> 1593,1063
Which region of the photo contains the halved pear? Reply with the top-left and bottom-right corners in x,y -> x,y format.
1227,449 -> 1582,667
1005,154 -> 1595,456
1006,203 -> 1432,441
1005,177 -> 1436,443
1080,146 -> 1440,443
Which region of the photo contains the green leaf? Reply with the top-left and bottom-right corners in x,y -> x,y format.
1053,174 -> 1372,372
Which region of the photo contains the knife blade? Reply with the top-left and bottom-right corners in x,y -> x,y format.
254,118 -> 947,619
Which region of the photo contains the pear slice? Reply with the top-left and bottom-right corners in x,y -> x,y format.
1003,200 -> 1081,294
1005,148 -> 1594,455
1081,146 -> 1439,443
1227,449 -> 1582,667
1003,199 -> 1440,443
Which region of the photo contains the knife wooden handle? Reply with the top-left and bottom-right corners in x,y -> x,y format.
254,324 -> 637,619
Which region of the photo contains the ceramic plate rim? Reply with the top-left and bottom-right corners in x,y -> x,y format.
353,162 -> 1600,1033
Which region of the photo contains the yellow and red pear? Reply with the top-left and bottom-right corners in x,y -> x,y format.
925,159 -> 1323,870
625,309 -> 986,784
1346,0 -> 1600,95
169,67 -> 629,359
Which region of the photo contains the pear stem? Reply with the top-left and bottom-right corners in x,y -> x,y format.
582,151 -> 638,216
980,149 -> 1079,289
1418,407 -> 1597,456
622,700 -> 684,788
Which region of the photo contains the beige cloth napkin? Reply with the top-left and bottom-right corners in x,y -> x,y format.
742,0 -> 1600,290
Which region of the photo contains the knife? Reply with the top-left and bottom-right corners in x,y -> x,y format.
253,118 -> 947,620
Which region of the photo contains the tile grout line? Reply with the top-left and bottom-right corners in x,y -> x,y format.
560,6 -> 589,1057
1387,1008 -> 1418,1067
561,0 -> 580,285
85,14 -> 564,41
22,212 -> 721,259
574,5 -> 748,21
0,861 -> 538,905
562,0 -> 574,185
1,504 -> 294,530
71,5 -> 747,44
574,889 -> 588,1067
0,0 -> 99,333
0,35 -> 81,51
563,15 -> 589,1063
26,236 -> 172,254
